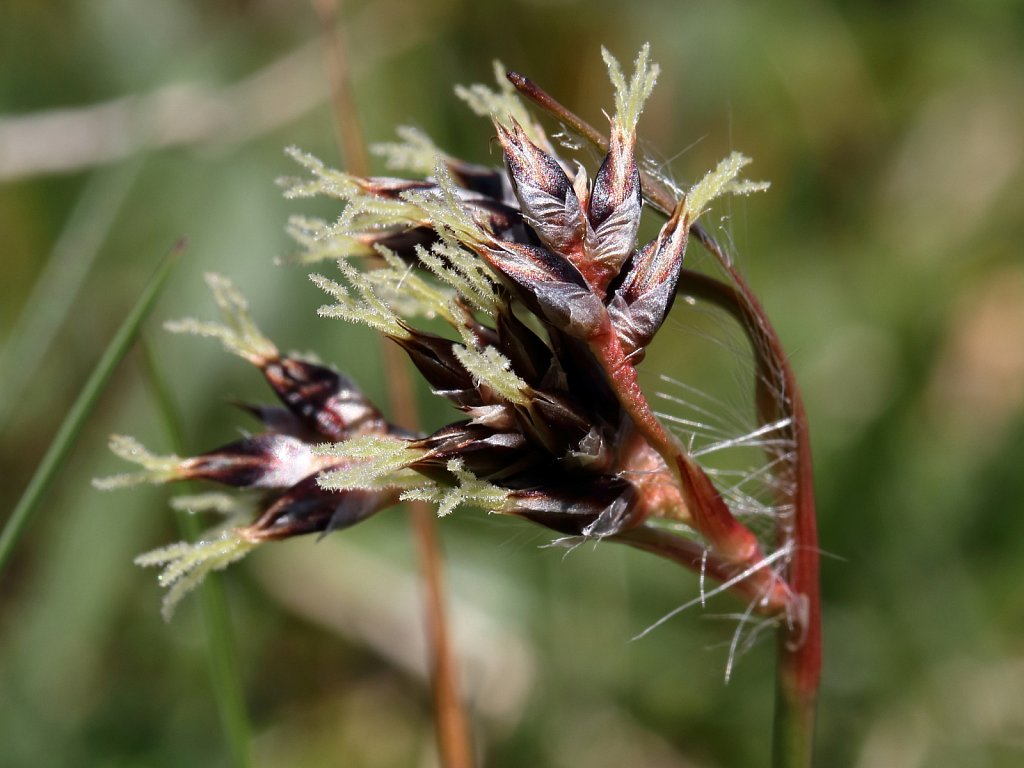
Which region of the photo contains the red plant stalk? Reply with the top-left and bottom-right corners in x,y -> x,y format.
510,70 -> 821,765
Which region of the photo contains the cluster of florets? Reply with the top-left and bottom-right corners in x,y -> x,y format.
99,46 -> 795,623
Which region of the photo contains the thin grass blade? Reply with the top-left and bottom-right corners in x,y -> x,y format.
0,240 -> 184,573
141,339 -> 253,768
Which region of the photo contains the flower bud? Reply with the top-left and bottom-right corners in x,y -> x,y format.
607,200 -> 689,359
180,434 -> 325,489
477,238 -> 608,339
262,356 -> 389,441
495,119 -> 584,261
247,476 -> 392,540
505,476 -> 638,537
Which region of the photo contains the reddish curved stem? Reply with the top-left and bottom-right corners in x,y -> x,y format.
510,72 -> 821,763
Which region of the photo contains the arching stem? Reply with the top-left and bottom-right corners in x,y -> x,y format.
510,70 -> 821,767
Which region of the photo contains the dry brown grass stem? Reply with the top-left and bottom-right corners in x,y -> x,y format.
310,2 -> 475,766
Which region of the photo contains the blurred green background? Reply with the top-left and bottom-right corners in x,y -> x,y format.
2,1 -> 1023,766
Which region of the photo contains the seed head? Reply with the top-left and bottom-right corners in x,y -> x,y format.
99,47 -> 782,626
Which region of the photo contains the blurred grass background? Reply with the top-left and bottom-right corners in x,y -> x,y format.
2,0 -> 1023,766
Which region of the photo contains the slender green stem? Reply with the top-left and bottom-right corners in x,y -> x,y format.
141,339 -> 253,768
0,240 -> 183,575
773,674 -> 817,768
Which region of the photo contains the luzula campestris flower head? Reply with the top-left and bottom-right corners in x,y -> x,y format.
99,46 -> 799,630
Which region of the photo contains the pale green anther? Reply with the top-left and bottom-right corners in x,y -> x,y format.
135,531 -> 258,621
169,492 -> 240,514
164,273 -> 278,365
400,459 -> 509,517
415,240 -> 500,318
284,215 -> 330,247
371,126 -> 443,176
280,146 -> 366,200
685,151 -> 770,222
334,196 -> 427,233
282,146 -> 428,226
726,178 -> 773,197
310,263 -> 411,339
282,145 -> 430,262
602,43 -> 660,134
452,343 -> 530,406
402,159 -> 482,247
169,492 -> 253,528
92,435 -> 182,489
315,435 -> 428,491
281,215 -> 373,264
364,246 -> 456,323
